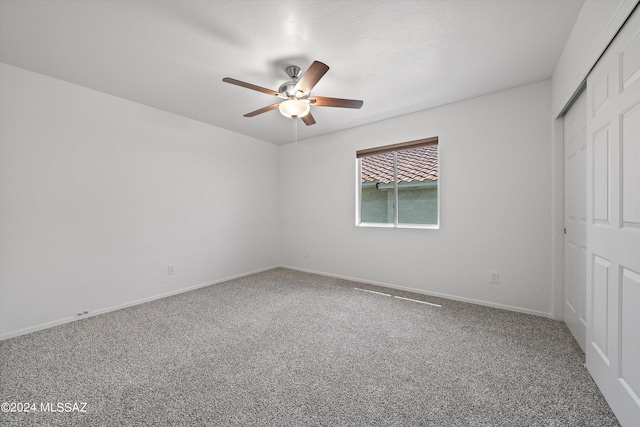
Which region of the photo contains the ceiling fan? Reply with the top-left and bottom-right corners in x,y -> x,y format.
222,60 -> 363,126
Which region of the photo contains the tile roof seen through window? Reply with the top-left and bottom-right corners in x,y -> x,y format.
361,145 -> 438,184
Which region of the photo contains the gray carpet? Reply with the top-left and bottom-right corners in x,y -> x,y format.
0,268 -> 620,426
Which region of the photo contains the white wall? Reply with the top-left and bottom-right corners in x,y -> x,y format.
279,80 -> 553,316
0,63 -> 280,339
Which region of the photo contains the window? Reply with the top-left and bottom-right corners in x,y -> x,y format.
357,137 -> 439,228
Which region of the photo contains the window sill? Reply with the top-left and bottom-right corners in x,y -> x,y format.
357,222 -> 439,230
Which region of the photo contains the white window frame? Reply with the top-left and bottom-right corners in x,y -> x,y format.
356,137 -> 439,229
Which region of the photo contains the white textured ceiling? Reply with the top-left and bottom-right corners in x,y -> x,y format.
0,0 -> 584,144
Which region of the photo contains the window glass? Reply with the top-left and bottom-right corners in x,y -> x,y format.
396,146 -> 438,225
360,153 -> 395,224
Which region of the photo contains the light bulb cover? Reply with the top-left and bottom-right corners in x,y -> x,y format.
278,99 -> 310,118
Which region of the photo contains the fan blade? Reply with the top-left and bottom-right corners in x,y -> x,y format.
223,77 -> 280,97
295,61 -> 329,94
309,96 -> 363,109
301,112 -> 316,126
244,103 -> 280,117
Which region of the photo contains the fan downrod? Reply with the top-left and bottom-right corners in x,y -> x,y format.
278,65 -> 303,97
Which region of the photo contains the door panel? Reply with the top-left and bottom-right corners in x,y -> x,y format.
592,255 -> 610,361
593,126 -> 610,223
622,102 -> 640,227
620,267 -> 640,406
586,7 -> 640,426
564,89 -> 587,350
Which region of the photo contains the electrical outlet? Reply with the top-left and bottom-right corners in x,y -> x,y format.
168,265 -> 175,275
489,271 -> 500,284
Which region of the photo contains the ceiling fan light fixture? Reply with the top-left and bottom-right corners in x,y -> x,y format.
278,99 -> 310,118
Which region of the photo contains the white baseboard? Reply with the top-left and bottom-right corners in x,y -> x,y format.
0,265 -> 279,341
279,264 -> 553,319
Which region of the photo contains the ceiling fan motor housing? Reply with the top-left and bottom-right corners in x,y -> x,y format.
278,80 -> 299,97
279,65 -> 304,97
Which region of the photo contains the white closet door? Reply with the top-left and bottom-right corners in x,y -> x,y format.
586,7 -> 640,426
564,89 -> 587,351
